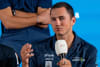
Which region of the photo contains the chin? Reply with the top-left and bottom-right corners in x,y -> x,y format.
56,33 -> 64,36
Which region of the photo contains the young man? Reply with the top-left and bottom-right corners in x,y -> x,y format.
21,2 -> 97,67
0,44 -> 19,67
0,0 -> 52,58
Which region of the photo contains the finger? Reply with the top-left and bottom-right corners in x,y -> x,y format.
60,61 -> 67,66
21,43 -> 30,51
22,49 -> 33,57
28,49 -> 34,53
36,24 -> 48,28
62,58 -> 71,65
24,49 -> 34,55
45,8 -> 51,13
21,43 -> 32,53
57,62 -> 60,66
25,43 -> 32,49
48,8 -> 51,10
21,46 -> 33,58
57,58 -> 68,66
22,53 -> 34,64
25,53 -> 34,59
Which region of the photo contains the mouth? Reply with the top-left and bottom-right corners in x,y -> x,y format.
56,28 -> 63,31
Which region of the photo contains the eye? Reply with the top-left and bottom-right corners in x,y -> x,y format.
59,16 -> 64,21
51,17 -> 56,21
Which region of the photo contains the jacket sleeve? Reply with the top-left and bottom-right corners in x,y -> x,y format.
85,45 -> 97,67
7,49 -> 18,67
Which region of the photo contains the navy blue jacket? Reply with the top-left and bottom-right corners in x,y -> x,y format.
0,44 -> 18,67
30,33 -> 97,67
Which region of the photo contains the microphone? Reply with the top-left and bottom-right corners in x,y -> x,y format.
55,40 -> 68,59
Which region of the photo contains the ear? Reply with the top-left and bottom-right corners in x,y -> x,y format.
71,16 -> 76,26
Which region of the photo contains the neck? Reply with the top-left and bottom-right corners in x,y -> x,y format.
56,31 -> 74,48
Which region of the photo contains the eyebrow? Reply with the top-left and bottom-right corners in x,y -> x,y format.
51,16 -> 64,18
59,16 -> 64,18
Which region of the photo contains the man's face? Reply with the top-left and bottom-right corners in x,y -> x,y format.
51,7 -> 75,36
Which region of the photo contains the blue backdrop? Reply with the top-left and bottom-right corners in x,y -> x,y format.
0,20 -> 1,37
0,0 -> 100,67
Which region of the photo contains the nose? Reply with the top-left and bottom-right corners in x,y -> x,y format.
56,18 -> 61,25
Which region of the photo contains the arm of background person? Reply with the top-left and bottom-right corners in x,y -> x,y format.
36,0 -> 52,28
15,7 -> 51,28
36,7 -> 51,28
0,7 -> 51,29
0,0 -> 52,29
0,7 -> 38,29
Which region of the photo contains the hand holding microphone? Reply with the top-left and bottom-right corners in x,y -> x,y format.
55,40 -> 72,67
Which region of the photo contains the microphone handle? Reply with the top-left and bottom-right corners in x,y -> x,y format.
59,53 -> 66,59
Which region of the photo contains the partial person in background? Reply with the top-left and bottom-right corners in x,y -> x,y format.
21,2 -> 97,67
0,0 -> 52,59
0,44 -> 19,67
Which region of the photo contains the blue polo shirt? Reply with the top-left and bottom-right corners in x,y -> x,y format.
0,0 -> 52,57
0,0 -> 52,42
29,32 -> 97,67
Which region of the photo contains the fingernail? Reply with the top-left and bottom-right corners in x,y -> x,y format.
31,49 -> 33,51
29,44 -> 32,47
31,53 -> 34,56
